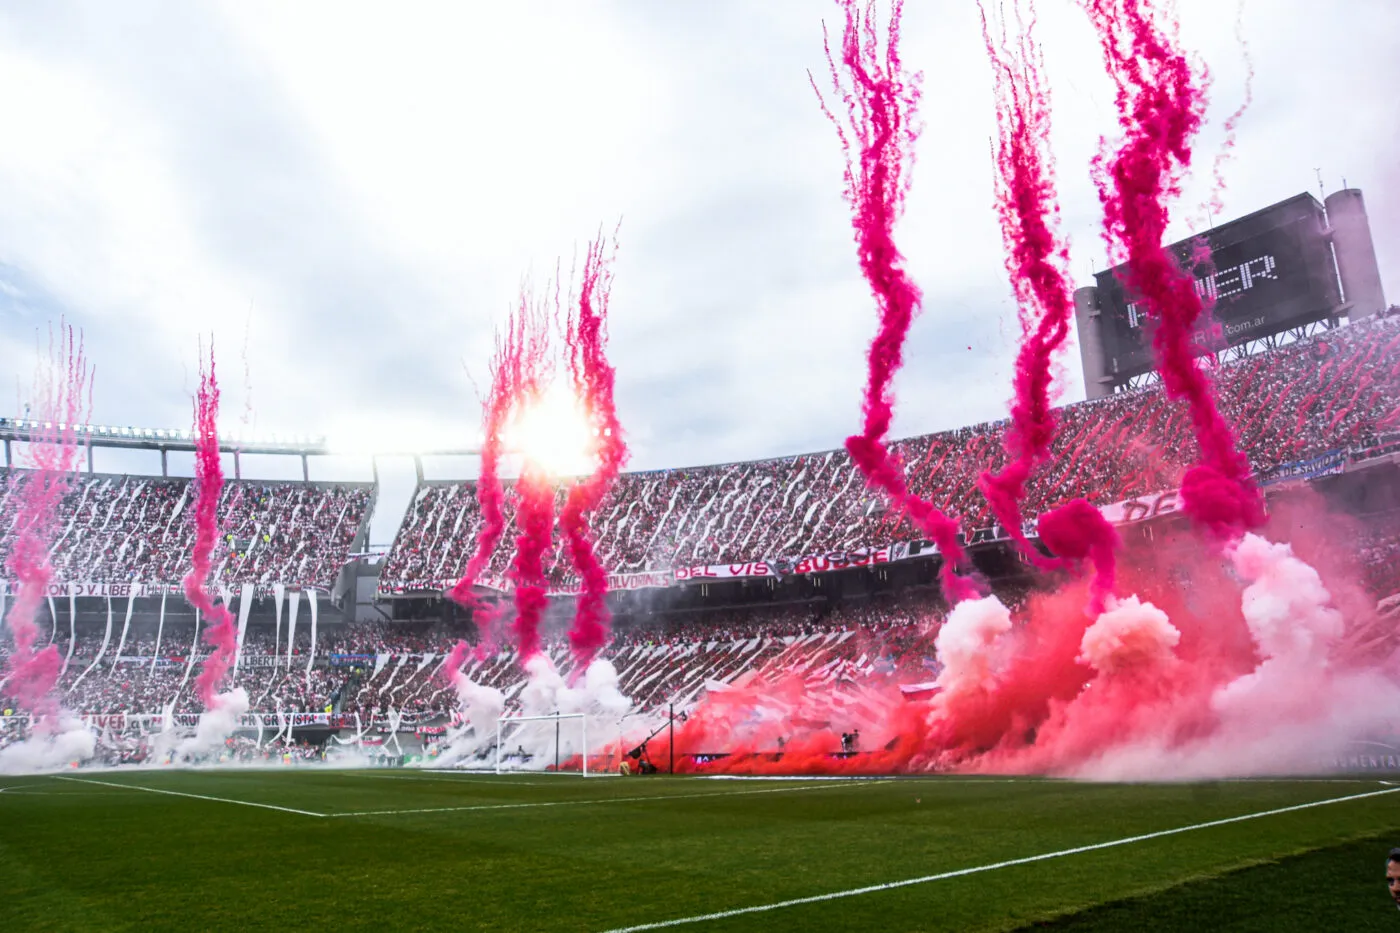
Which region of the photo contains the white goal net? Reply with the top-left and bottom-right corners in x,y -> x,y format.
495,712 -> 593,775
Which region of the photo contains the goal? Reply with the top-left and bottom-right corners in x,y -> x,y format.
495,712 -> 591,775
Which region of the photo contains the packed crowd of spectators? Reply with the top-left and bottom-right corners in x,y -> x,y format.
6,509 -> 1399,722
1357,511 -> 1400,598
0,477 -> 373,589
380,316 -> 1400,592
3,587 -> 968,720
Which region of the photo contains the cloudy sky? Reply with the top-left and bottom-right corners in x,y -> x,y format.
0,0 -> 1395,542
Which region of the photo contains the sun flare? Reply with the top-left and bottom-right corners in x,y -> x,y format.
506,384 -> 597,477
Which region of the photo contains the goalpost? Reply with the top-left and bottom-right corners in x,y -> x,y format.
495,712 -> 590,776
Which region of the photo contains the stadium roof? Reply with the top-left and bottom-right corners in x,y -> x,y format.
0,416 -> 479,458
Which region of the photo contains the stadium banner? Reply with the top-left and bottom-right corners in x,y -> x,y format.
0,581 -> 319,599
329,653 -> 376,666
237,655 -> 281,669
170,712 -> 331,729
1257,448 -> 1347,486
111,655 -> 184,667
79,711 -> 332,730
1098,488 -> 1182,525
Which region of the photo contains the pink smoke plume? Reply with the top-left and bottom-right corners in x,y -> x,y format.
509,462 -> 555,663
443,287 -> 554,677
1037,499 -> 1120,615
1199,0 -> 1253,227
445,327 -> 526,673
1084,0 -> 1264,541
560,233 -> 629,671
973,1 -> 1120,605
184,346 -> 238,706
501,286 -> 554,664
3,325 -> 90,721
814,0 -> 978,603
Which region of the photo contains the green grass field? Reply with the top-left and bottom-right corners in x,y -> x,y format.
2,769 -> 1399,932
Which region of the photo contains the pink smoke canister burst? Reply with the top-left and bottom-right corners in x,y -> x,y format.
184,348 -> 238,706
3,325 -> 91,721
1084,0 -> 1264,541
814,0 -> 978,603
560,233 -> 628,671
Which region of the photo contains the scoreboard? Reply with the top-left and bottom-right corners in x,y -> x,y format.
1093,193 -> 1343,377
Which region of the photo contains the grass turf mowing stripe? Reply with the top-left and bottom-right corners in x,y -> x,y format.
597,785 -> 1400,932
55,775 -> 327,817
329,778 -> 891,817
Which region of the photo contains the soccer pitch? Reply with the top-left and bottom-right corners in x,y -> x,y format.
3,770 -> 1399,931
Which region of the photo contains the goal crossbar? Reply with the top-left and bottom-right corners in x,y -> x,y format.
495,712 -> 589,776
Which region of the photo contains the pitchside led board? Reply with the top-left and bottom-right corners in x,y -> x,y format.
1093,193 -> 1343,378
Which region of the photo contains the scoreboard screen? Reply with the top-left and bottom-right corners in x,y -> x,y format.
1093,193 -> 1342,377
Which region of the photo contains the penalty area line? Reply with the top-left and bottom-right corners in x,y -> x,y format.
56,776 -> 326,818
329,779 -> 890,818
597,785 -> 1400,932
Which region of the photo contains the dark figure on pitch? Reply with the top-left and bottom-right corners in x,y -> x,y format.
1387,848 -> 1400,910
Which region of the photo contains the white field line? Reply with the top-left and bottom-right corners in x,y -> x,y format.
597,786 -> 1400,932
56,776 -> 327,818
330,779 -> 890,818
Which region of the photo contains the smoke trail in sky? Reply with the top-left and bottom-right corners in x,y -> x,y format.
1,325 -> 90,747
813,0 -> 978,603
444,309 -> 537,675
560,232 -> 628,671
973,1 -> 1073,558
502,287 -> 555,663
971,1 -> 1122,608
1083,0 -> 1264,541
184,346 -> 239,710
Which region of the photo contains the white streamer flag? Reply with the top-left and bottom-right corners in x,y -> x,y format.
305,590 -> 319,675
286,590 -> 302,667
234,583 -> 255,674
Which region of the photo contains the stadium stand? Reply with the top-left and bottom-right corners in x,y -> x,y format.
379,316 -> 1400,593
5,319 -> 1400,727
0,476 -> 373,589
10,521 -> 1398,723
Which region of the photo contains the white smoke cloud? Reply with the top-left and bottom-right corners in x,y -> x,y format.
932,596 -> 1012,704
1079,595 -> 1180,675
1078,534 -> 1400,780
433,673 -> 508,767
174,688 -> 249,762
0,716 -> 95,774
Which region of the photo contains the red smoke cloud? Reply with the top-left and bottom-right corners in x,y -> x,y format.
185,347 -> 239,707
3,326 -> 90,721
1083,0 -> 1264,541
656,508 -> 1394,779
814,0 -> 978,603
560,233 -> 629,671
